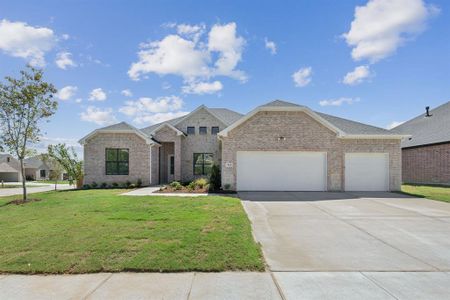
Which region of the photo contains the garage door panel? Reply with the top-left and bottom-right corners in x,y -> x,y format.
345,153 -> 389,191
237,151 -> 327,191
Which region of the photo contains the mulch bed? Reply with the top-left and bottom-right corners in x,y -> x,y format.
157,187 -> 209,193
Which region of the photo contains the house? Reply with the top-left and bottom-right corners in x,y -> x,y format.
0,154 -> 22,182
79,100 -> 408,191
390,101 -> 450,185
23,155 -> 65,181
0,153 -> 66,182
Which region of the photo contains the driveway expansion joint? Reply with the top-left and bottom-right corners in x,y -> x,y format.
83,273 -> 113,299
360,272 -> 400,300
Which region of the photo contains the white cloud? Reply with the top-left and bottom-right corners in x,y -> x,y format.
208,22 -> 246,81
292,67 -> 312,87
121,89 -> 133,97
343,0 -> 438,62
55,51 -> 76,69
0,19 -> 56,66
319,97 -> 360,107
128,34 -> 210,81
162,82 -> 171,90
75,98 -> 82,103
343,65 -> 371,85
88,88 -> 107,101
119,95 -> 187,124
57,85 -> 77,101
61,34 -> 70,40
386,120 -> 404,129
128,22 -> 246,87
133,111 -> 189,125
182,80 -> 223,95
80,106 -> 117,125
264,38 -> 277,55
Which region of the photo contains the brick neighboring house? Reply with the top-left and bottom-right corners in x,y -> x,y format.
391,101 -> 450,185
79,100 -> 408,191
0,154 -> 66,182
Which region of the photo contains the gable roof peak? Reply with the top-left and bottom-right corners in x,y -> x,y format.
260,99 -> 305,108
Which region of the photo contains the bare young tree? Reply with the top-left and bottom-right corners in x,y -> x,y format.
0,66 -> 57,200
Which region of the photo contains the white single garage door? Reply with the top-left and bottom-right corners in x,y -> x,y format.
345,153 -> 389,191
236,151 -> 327,191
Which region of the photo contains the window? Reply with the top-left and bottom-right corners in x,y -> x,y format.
193,153 -> 213,175
105,148 -> 129,175
211,126 -> 220,135
199,126 -> 207,135
187,126 -> 195,135
40,169 -> 46,178
169,155 -> 175,175
6,157 -> 10,163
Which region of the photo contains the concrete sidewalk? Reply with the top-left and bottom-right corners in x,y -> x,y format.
1,271 -> 450,299
0,183 -> 74,197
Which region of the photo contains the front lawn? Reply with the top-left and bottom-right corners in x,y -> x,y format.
0,189 -> 264,274
402,184 -> 450,203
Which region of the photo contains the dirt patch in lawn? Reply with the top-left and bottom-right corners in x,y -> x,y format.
2,198 -> 42,206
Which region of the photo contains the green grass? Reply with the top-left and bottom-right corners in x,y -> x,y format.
0,189 -> 264,274
401,184 -> 450,203
32,180 -> 71,184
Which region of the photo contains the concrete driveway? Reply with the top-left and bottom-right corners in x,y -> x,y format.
241,191 -> 450,272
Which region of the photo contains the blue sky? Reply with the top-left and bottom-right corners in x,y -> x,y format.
0,0 -> 449,154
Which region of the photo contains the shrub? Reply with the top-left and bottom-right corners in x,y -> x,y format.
82,184 -> 91,189
224,183 -> 231,191
169,181 -> 183,190
91,182 -> 98,188
100,182 -> 107,189
136,178 -> 142,187
194,178 -> 208,189
187,181 -> 196,191
209,164 -> 221,191
125,180 -> 131,188
112,182 -> 119,188
129,183 -> 136,189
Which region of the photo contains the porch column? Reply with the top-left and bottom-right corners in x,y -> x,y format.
174,137 -> 181,181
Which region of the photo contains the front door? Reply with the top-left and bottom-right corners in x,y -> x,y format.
167,155 -> 175,183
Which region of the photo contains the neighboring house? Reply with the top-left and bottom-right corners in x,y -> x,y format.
79,100 -> 408,191
0,154 -> 22,182
391,101 -> 450,185
24,155 -> 65,181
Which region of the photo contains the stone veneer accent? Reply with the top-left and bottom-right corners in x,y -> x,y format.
84,133 -> 151,185
402,142 -> 450,185
220,111 -> 402,191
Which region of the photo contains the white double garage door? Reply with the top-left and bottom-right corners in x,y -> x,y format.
236,151 -> 389,191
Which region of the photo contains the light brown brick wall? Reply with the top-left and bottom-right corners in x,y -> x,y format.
402,143 -> 450,185
221,111 -> 402,191
175,108 -> 225,182
84,133 -> 151,185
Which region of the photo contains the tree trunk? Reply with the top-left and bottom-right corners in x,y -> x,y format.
20,159 -> 27,201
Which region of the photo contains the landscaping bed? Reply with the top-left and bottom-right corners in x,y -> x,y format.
0,189 -> 264,274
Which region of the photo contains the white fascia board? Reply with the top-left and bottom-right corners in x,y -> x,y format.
218,106 -> 345,137
339,134 -> 411,139
150,123 -> 185,136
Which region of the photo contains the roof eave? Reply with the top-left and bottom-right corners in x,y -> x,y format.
79,129 -> 157,145
339,134 -> 411,140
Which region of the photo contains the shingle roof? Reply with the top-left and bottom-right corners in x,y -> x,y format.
390,101 -> 450,148
100,121 -> 138,131
0,162 -> 19,173
209,108 -> 244,125
259,100 -> 306,108
140,107 -> 243,136
24,156 -> 44,168
316,112 -> 396,136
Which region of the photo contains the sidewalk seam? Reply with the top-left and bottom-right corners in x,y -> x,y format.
82,273 -> 113,300
186,272 -> 196,300
360,272 -> 400,300
270,272 -> 286,300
